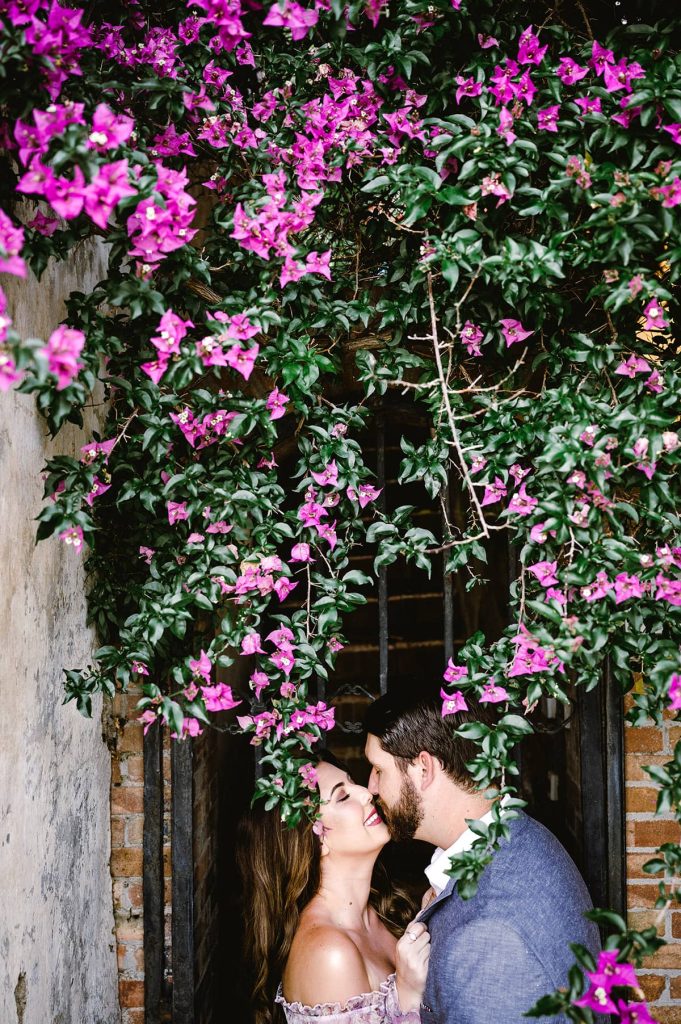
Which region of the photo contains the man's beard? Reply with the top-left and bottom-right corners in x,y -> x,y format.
380,774 -> 424,842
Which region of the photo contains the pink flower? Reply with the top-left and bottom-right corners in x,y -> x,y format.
241,632 -> 265,655
151,309 -> 193,356
305,250 -> 332,279
59,525 -> 84,552
316,521 -> 338,549
299,762 -> 318,788
479,681 -> 509,704
139,546 -> 155,564
271,648 -> 295,676
347,483 -> 382,508
499,318 -> 534,347
274,577 -> 298,601
266,626 -> 295,648
140,710 -> 158,735
444,660 -> 468,684
250,671 -> 270,699
616,1001 -> 656,1024
266,387 -> 289,420
528,561 -> 559,587
0,210 -> 26,277
613,573 -> 645,604
201,683 -> 241,712
668,674 -> 681,711
226,342 -> 259,380
508,483 -> 538,516
311,461 -> 339,487
530,522 -> 548,544
328,637 -> 344,653
440,688 -> 468,716
537,105 -> 560,132
88,103 -> 134,151
662,124 -> 681,146
455,75 -> 483,104
581,571 -> 613,602
460,320 -> 483,356
84,477 -> 111,506
167,501 -> 189,524
290,542 -> 313,562
42,325 -> 85,389
481,477 -> 507,506
189,650 -> 212,683
614,355 -> 651,377
642,298 -> 668,331
556,57 -> 588,85
262,0 -> 319,40
517,25 -> 547,66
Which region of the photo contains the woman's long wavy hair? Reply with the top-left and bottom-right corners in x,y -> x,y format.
236,773 -> 415,1024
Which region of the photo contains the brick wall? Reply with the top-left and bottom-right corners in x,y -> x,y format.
626,703 -> 681,1023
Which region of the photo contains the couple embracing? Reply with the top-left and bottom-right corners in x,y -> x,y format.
238,690 -> 599,1024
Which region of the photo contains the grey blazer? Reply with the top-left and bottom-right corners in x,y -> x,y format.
417,811 -> 600,1024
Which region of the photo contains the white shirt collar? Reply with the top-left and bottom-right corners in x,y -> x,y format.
424,795 -> 512,895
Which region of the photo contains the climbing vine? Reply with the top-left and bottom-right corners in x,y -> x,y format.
1,0 -> 680,1016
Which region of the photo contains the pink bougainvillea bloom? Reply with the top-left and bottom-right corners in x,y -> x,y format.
653,177 -> 681,208
249,671 -> 270,699
59,525 -> 84,552
444,659 -> 468,684
479,680 -> 509,704
481,477 -> 507,506
316,520 -> 338,549
290,542 -> 313,562
305,250 -> 332,279
667,674 -> 681,710
528,560 -> 559,587
613,573 -> 646,604
529,522 -> 548,544
262,0 -> 319,40
347,483 -> 382,507
662,124 -> 681,145
440,688 -> 468,716
645,369 -> 664,394
42,325 -> 85,389
581,571 -> 614,602
455,75 -> 484,104
266,387 -> 289,420
299,762 -> 318,788
226,342 -> 259,380
499,318 -> 534,347
0,209 -> 26,277
139,546 -> 155,564
470,455 -> 487,474
574,96 -> 602,118
642,298 -> 668,331
312,460 -> 339,487
508,483 -> 538,516
298,499 -> 328,527
201,683 -> 241,712
478,33 -> 499,48
167,500 -> 189,524
241,632 -> 265,656
616,1001 -> 656,1024
590,950 -> 639,990
266,626 -> 295,648
274,577 -> 298,602
140,709 -> 158,735
131,661 -> 149,676
84,477 -> 111,506
151,309 -> 193,356
481,173 -> 512,205
141,356 -> 169,384
88,103 -> 134,151
189,649 -> 212,682
573,984 -> 618,1014
271,648 -> 295,676
556,57 -> 588,85
497,107 -> 516,146
460,321 -> 483,356
579,424 -> 598,446
517,25 -> 547,65
0,350 -> 22,391
537,105 -> 560,132
328,636 -> 344,653
655,575 -> 681,606
614,354 -> 652,377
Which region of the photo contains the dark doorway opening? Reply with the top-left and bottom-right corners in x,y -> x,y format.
142,403 -> 625,1024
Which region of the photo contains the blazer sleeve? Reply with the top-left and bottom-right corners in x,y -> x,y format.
429,917 -> 566,1024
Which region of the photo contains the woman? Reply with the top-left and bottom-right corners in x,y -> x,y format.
237,760 -> 430,1024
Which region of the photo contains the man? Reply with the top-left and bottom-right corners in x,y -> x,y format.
364,690 -> 600,1024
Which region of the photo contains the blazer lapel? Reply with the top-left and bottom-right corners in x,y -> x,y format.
416,877 -> 456,924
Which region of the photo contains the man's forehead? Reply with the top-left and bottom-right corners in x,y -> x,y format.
365,733 -> 387,761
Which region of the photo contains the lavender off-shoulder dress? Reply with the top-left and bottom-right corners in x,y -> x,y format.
276,974 -> 421,1024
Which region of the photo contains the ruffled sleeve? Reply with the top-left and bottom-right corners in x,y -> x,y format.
276,974 -> 421,1024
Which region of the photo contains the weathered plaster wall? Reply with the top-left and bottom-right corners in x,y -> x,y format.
0,242 -> 120,1024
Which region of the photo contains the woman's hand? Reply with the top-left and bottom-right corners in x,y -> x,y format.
420,886 -> 436,911
395,920 -> 430,1012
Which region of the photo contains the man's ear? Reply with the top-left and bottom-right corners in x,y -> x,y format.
413,750 -> 439,791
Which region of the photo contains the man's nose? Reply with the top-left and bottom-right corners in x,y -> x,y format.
367,770 -> 378,796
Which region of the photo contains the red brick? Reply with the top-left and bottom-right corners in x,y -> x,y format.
643,942 -> 681,969
110,848 -> 143,877
625,726 -> 665,754
111,786 -> 144,815
644,1006 -> 681,1023
627,787 -> 662,814
668,726 -> 681,748
125,816 -> 144,846
122,1010 -> 145,1024
628,909 -> 665,934
125,756 -> 144,783
672,912 -> 681,939
671,976 -> 681,999
116,918 -> 143,942
119,723 -> 143,754
111,816 -> 126,848
119,979 -> 144,1008
638,973 -> 666,1001
628,883 -> 664,909
626,754 -> 670,783
628,852 -> 661,880
633,821 -> 681,848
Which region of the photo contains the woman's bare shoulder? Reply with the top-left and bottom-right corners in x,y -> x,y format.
283,917 -> 372,1006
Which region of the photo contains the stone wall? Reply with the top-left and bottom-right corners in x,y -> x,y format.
0,244 -> 120,1024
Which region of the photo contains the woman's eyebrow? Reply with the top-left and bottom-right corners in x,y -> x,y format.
328,774 -> 352,798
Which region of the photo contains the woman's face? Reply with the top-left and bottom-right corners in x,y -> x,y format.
316,761 -> 390,857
